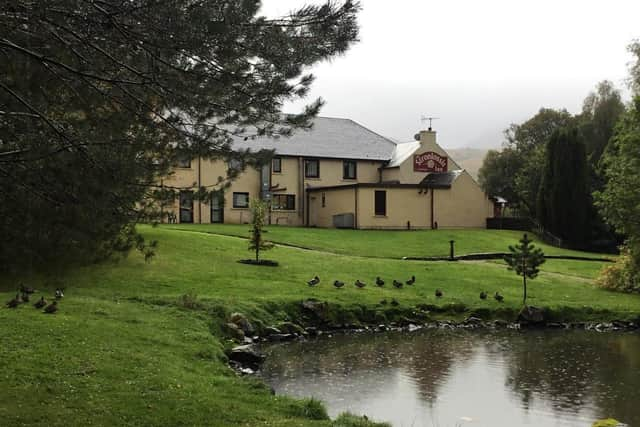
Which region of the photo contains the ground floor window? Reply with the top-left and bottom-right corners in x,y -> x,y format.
179,191 -> 194,223
272,194 -> 295,211
233,192 -> 249,208
374,190 -> 386,216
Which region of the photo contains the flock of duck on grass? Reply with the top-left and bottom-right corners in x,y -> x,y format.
5,284 -> 64,313
307,275 -> 505,302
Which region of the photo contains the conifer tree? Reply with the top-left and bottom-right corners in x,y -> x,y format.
505,233 -> 545,305
536,127 -> 590,247
0,1 -> 360,272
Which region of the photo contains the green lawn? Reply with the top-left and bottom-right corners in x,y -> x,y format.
0,225 -> 636,426
164,223 -> 611,259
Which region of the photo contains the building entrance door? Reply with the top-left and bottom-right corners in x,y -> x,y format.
211,192 -> 224,223
179,191 -> 194,223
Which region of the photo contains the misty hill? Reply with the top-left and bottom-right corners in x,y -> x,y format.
445,147 -> 489,180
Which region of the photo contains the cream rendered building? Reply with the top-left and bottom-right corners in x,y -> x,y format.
163,117 -> 495,229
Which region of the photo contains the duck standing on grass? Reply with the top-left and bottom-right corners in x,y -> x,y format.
333,280 -> 345,289
375,277 -> 385,287
480,291 -> 488,300
20,284 -> 37,295
6,293 -> 21,308
406,276 -> 416,285
494,292 -> 504,302
354,279 -> 366,289
34,297 -> 47,309
43,301 -> 58,314
55,288 -> 64,299
435,289 -> 443,298
392,280 -> 403,289
307,276 -> 320,287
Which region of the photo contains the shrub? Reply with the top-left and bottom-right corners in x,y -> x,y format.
596,246 -> 640,293
297,398 -> 329,420
333,412 -> 391,427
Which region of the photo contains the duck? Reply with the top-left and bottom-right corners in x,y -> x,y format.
392,280 -> 403,289
55,288 -> 65,299
43,300 -> 58,314
494,292 -> 504,302
6,293 -> 21,308
435,289 -> 443,298
20,284 -> 36,294
307,276 -> 320,287
333,280 -> 345,289
390,298 -> 399,306
480,291 -> 488,300
375,277 -> 385,287
405,276 -> 416,285
379,299 -> 388,305
354,280 -> 366,289
34,297 -> 47,309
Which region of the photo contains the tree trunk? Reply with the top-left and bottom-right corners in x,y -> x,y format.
522,258 -> 527,306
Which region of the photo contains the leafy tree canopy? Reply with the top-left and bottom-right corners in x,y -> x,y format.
0,0 -> 360,273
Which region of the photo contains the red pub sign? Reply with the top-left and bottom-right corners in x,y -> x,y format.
413,151 -> 448,172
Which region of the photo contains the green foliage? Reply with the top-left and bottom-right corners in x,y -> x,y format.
0,0 -> 360,273
596,96 -> 640,287
592,419 -> 622,427
596,246 -> 639,293
248,198 -> 274,261
478,108 -> 574,214
505,233 -> 546,305
537,127 -> 590,247
295,398 -> 330,420
478,147 -> 523,207
578,80 -> 625,167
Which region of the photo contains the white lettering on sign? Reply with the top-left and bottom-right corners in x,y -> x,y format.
414,151 -> 448,172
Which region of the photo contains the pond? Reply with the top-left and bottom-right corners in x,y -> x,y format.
258,329 -> 640,426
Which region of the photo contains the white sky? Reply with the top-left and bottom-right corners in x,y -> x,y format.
259,0 -> 640,148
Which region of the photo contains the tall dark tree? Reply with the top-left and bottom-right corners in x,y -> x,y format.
0,1 -> 360,273
537,128 -> 590,247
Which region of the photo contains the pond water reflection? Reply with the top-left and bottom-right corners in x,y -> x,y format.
258,329 -> 640,426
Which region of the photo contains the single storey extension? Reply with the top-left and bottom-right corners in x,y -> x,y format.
162,117 -> 496,229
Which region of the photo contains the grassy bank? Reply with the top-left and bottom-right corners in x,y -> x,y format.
1,225 -> 638,426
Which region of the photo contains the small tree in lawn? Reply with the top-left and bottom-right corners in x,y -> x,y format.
248,199 -> 274,263
505,233 -> 545,305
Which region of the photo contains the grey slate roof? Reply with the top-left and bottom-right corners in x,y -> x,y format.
230,117 -> 397,161
418,170 -> 463,188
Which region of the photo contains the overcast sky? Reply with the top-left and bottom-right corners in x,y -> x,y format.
260,0 -> 640,148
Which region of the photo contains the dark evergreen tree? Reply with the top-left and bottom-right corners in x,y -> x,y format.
0,1 -> 360,273
537,128 -> 590,247
504,233 -> 545,305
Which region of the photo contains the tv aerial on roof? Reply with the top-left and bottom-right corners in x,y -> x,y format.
420,115 -> 439,131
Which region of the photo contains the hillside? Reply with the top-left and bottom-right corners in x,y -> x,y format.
446,147 -> 489,179
1,225 -> 636,426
